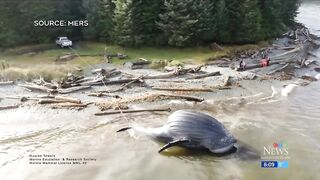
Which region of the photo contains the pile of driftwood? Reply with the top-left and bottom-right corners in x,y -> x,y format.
2,64 -> 227,114
3,95 -> 88,110
207,25 -> 319,80
16,68 -> 125,94
0,81 -> 14,85
245,27 -> 318,74
5,26 -> 318,114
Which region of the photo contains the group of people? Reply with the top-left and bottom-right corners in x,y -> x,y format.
238,53 -> 271,71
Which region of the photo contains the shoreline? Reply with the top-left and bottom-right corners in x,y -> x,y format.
0,25 -> 320,116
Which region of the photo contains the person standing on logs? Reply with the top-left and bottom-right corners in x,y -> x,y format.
260,53 -> 270,67
239,59 -> 246,71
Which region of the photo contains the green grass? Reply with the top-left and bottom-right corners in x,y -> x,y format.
0,41 -> 268,81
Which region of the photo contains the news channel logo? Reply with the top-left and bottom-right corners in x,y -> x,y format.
260,142 -> 290,169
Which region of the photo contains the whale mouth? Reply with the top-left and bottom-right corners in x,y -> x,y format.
210,143 -> 235,154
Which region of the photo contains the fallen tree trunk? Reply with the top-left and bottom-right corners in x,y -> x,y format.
271,46 -> 304,60
143,66 -> 204,79
0,104 -> 20,111
74,77 -> 94,84
157,93 -> 204,102
92,79 -> 139,94
275,46 -> 296,50
105,78 -> 142,85
58,86 -> 91,94
87,92 -> 121,98
95,108 -> 171,116
38,99 -> 69,104
267,63 -> 290,75
18,84 -> 56,93
54,96 -> 81,104
186,71 -> 221,80
143,71 -> 179,79
79,76 -> 106,86
0,81 -> 14,85
238,61 -> 285,71
52,103 -> 88,108
152,87 -> 214,92
158,80 -> 185,83
22,87 -> 33,92
106,78 -> 142,93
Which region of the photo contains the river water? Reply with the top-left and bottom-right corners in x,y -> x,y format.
1,1 -> 320,180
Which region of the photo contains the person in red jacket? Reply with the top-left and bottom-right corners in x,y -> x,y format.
260,57 -> 270,67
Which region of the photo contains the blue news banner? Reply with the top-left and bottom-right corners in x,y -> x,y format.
261,161 -> 289,168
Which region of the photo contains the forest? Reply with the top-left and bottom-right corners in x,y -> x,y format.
0,0 -> 300,47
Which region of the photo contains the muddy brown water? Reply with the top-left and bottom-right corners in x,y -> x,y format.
1,1 -> 320,180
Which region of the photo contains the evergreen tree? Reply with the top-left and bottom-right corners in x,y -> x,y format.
0,0 -> 20,47
82,0 -> 102,40
112,0 -> 135,46
0,0 -> 302,48
215,0 -> 243,43
158,0 -> 213,46
131,0 -> 164,45
99,0 -> 115,42
259,0 -> 284,38
82,0 -> 114,42
53,0 -> 85,39
193,0 -> 216,44
237,0 -> 263,43
280,0 -> 300,26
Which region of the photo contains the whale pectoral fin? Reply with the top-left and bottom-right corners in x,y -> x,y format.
158,139 -> 190,153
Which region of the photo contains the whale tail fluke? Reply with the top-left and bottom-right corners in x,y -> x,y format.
116,127 -> 132,133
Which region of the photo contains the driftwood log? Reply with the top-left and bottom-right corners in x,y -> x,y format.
0,104 -> 20,111
0,81 -> 14,85
95,108 -> 171,116
87,92 -> 121,98
271,46 -> 304,60
151,87 -> 214,92
58,86 -> 91,94
158,94 -> 204,102
186,71 -> 221,80
38,99 -> 69,104
18,84 -> 56,93
51,103 -> 88,108
104,78 -> 143,85
143,71 -> 181,79
267,63 -> 290,75
143,66 -> 204,79
79,76 -> 106,86
237,61 -> 287,71
54,96 -> 81,104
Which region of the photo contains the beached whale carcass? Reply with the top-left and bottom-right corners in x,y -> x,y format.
117,110 -> 236,154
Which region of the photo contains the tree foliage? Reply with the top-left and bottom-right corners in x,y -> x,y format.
0,0 -> 301,47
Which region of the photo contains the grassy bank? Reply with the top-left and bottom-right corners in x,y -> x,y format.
0,41 -> 268,81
